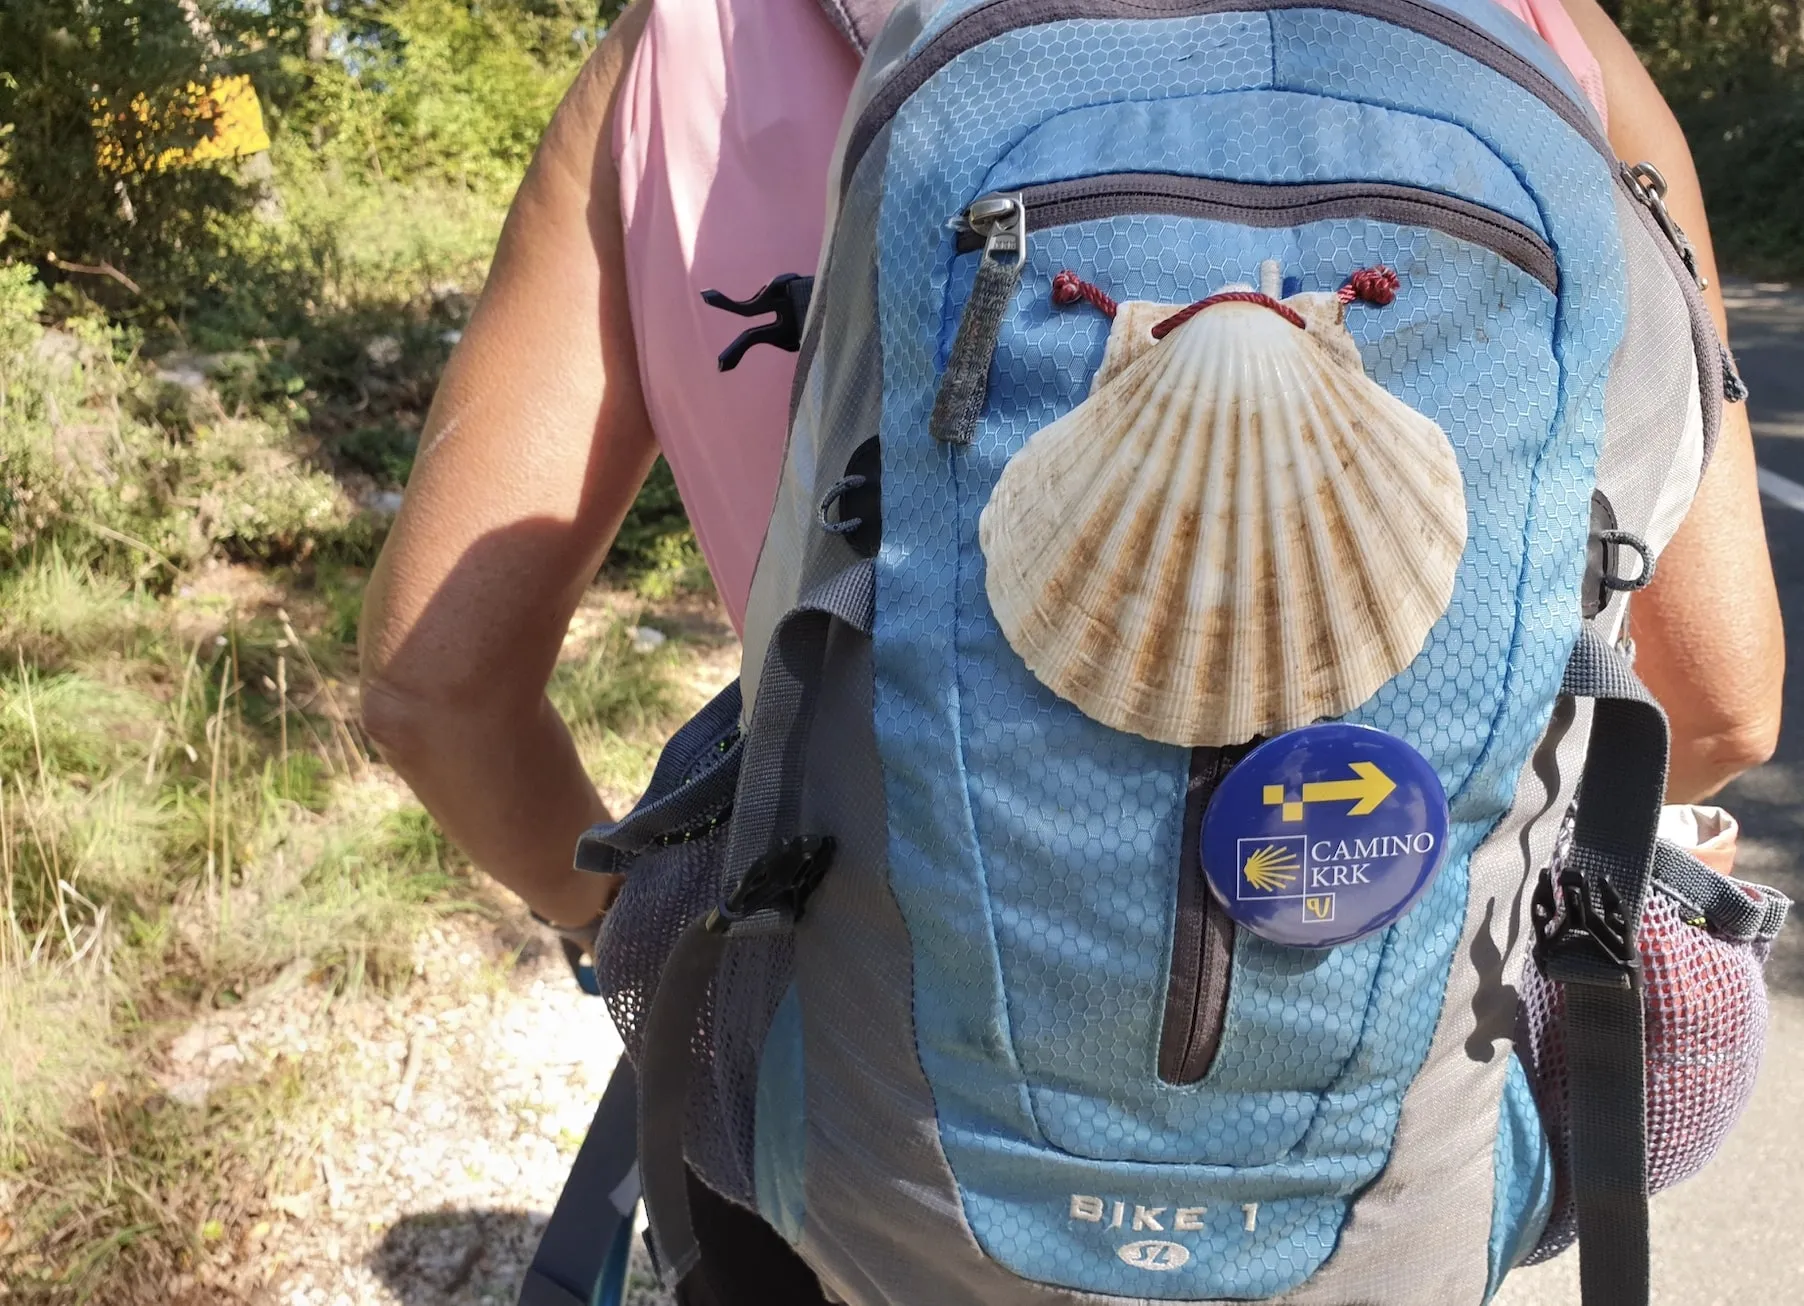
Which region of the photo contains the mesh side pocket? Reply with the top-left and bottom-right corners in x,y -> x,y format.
580,680 -> 799,1208
584,682 -> 745,1067
1517,839 -> 1788,1263
693,932 -> 795,1205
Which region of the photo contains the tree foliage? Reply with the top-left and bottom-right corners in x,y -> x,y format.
0,1 -> 615,326
0,0 -> 245,309
1615,0 -> 1804,274
274,0 -> 606,194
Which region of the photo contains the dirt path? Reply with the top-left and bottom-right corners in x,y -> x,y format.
188,913 -> 665,1306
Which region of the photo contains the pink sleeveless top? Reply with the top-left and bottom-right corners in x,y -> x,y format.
614,0 -> 1606,631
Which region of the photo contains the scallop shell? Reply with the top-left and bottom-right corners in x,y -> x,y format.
978,274 -> 1467,747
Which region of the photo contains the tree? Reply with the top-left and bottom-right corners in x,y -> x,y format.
0,0 -> 243,310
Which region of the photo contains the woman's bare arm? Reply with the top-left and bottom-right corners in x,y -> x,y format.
1562,0 -> 1784,800
358,3 -> 653,925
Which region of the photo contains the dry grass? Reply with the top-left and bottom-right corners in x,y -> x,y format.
0,544 -> 708,1302
0,231 -> 718,1300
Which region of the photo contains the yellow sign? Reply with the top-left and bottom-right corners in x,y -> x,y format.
1261,761 -> 1396,822
94,75 -> 271,178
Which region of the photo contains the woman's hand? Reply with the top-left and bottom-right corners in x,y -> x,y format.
358,3 -> 654,924
1563,0 -> 1784,799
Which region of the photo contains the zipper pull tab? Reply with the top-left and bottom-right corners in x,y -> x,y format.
931,194 -> 1027,446
1622,161 -> 1706,290
964,194 -> 1026,259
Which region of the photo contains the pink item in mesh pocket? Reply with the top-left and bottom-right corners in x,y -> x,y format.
1518,809 -> 1790,1262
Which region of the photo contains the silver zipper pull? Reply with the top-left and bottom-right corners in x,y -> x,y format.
931,194 -> 1028,446
1623,161 -> 1706,290
964,193 -> 1027,261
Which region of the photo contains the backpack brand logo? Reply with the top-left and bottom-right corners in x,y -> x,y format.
1117,1240 -> 1190,1272
1070,1193 -> 1262,1269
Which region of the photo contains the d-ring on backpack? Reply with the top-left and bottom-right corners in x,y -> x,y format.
531,2 -> 1791,1304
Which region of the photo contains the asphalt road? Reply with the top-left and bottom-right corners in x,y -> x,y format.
1495,280 -> 1804,1305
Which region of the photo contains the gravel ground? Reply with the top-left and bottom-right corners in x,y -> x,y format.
155,915 -> 669,1306
198,598 -> 738,1306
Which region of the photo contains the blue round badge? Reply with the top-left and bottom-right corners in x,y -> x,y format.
1200,724 -> 1450,948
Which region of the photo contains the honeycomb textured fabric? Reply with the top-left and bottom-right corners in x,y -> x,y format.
866,6 -> 1623,1298
982,91 -> 1549,235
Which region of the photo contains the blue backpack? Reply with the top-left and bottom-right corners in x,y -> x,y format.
535,3 -> 1785,1305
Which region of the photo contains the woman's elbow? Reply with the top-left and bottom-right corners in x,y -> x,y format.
1671,711 -> 1782,802
1707,713 -> 1781,777
356,598 -> 459,770
358,672 -> 436,772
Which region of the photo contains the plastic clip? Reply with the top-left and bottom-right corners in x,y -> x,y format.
1533,864 -> 1638,989
705,834 -> 837,934
1582,491 -> 1653,618
700,273 -> 814,372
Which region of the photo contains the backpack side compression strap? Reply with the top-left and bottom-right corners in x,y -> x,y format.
518,1058 -> 641,1306
1542,626 -> 1670,1306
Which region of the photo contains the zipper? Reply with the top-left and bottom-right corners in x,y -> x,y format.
843,0 -> 1611,203
1619,159 -> 1735,463
1157,746 -> 1244,1085
954,174 -> 1558,291
930,193 -> 1027,445
1620,162 -> 1703,289
930,173 -> 1556,449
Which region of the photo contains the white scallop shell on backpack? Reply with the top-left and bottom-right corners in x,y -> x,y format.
979,259 -> 1470,747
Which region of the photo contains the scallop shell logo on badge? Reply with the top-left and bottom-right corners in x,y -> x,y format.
1240,841 -> 1303,894
1202,723 -> 1451,948
1118,1240 -> 1191,1272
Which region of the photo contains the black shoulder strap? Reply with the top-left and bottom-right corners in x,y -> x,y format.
516,1058 -> 640,1306
1536,625 -> 1670,1306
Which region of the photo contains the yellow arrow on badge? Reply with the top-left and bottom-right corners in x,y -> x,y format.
1303,762 -> 1396,814
1264,762 -> 1397,820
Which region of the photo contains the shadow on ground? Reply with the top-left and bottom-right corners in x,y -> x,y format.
372,1209 -> 670,1306
372,1209 -> 548,1304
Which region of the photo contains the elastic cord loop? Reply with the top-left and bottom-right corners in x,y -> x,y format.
1599,529 -> 1655,593
818,475 -> 867,536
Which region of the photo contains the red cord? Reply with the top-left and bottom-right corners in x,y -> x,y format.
1051,270 -> 1118,319
1151,291 -> 1305,339
1338,266 -> 1400,306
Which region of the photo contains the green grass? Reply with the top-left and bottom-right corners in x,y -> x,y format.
0,258 -> 709,1297
549,620 -> 682,737
0,9 -> 705,1289
0,548 -> 701,1297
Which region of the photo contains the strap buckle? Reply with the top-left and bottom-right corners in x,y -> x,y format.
1533,864 -> 1639,989
705,834 -> 836,933
700,273 -> 814,372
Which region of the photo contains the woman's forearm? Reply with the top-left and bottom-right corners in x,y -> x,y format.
362,681 -> 619,924
358,4 -> 655,924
